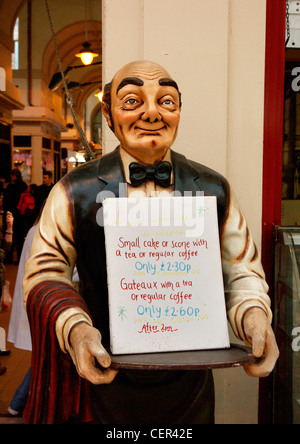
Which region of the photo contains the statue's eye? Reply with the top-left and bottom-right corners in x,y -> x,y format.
125,98 -> 138,106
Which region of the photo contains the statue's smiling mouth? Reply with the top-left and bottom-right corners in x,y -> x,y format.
135,126 -> 166,132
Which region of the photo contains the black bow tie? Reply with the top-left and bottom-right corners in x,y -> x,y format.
129,161 -> 172,188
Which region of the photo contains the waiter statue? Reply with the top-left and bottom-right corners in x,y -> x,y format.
23,60 -> 279,424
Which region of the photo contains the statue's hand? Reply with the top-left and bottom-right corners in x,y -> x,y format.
69,322 -> 118,385
242,307 -> 279,378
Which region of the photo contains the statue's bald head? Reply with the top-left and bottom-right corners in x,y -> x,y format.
101,60 -> 182,164
102,60 -> 182,131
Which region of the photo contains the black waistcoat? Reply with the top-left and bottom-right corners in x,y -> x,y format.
62,146 -> 230,349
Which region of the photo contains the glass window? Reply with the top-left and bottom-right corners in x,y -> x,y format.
13,149 -> 32,184
274,227 -> 300,424
42,137 -> 51,150
42,150 -> 53,174
14,135 -> 31,147
12,18 -> 19,70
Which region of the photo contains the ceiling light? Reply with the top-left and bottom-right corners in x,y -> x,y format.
95,91 -> 103,102
75,41 -> 99,66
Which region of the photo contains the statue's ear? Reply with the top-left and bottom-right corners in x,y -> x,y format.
101,102 -> 113,130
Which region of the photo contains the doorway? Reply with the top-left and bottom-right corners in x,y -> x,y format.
262,0 -> 300,424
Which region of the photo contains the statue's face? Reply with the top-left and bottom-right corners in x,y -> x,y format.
104,61 -> 181,164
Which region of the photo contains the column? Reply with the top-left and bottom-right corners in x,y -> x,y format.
31,135 -> 42,185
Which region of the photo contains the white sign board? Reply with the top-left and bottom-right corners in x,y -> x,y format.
103,196 -> 229,355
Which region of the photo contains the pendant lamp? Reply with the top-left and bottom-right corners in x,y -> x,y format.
75,41 -> 99,66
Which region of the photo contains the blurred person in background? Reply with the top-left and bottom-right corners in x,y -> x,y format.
35,171 -> 53,214
0,211 -> 14,311
3,169 -> 27,264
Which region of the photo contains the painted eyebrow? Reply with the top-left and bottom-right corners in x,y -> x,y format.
116,77 -> 144,94
158,78 -> 179,91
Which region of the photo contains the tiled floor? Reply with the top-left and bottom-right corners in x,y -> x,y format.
0,265 -> 31,424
